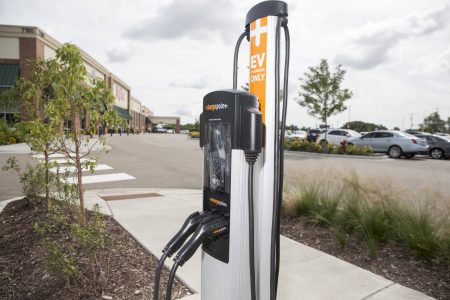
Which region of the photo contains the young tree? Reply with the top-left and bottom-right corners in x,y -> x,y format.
5,58 -> 60,206
47,43 -> 120,225
297,59 -> 352,139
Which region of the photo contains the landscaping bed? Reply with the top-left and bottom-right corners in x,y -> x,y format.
285,139 -> 373,156
0,199 -> 191,300
280,217 -> 450,300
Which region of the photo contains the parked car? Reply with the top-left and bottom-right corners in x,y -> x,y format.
288,130 -> 307,140
434,133 -> 450,140
180,129 -> 190,134
414,134 -> 450,159
349,131 -> 428,158
306,129 -> 322,142
152,127 -> 167,133
316,129 -> 361,145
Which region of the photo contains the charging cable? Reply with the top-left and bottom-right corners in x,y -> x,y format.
233,30 -> 249,89
165,215 -> 229,300
153,211 -> 212,300
270,17 -> 290,300
245,152 -> 259,300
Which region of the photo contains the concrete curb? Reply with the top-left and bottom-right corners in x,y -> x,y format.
0,196 -> 24,214
285,150 -> 389,160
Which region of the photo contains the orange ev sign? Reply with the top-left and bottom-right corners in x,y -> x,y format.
249,17 -> 267,124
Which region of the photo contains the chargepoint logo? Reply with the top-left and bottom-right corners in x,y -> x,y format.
205,103 -> 228,111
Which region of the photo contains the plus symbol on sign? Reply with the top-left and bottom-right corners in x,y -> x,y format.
250,19 -> 267,47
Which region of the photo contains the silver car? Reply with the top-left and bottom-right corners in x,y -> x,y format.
349,131 -> 428,158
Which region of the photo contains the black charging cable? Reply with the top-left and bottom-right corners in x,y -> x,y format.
270,17 -> 290,300
245,152 -> 259,300
153,211 -> 212,300
165,215 -> 229,300
233,30 -> 249,89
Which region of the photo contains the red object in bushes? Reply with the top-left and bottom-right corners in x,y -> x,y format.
340,139 -> 348,153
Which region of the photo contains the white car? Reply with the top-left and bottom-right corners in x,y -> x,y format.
289,130 -> 307,140
180,129 -> 189,134
317,129 -> 361,145
349,131 -> 428,158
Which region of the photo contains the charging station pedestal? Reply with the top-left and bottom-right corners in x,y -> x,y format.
201,2 -> 288,300
152,2 -> 289,300
200,90 -> 261,300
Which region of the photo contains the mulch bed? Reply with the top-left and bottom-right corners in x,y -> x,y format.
0,199 -> 191,300
281,216 -> 450,300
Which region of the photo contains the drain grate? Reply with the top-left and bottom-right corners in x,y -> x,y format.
101,193 -> 162,201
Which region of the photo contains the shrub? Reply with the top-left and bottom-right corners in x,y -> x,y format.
284,171 -> 450,260
284,139 -> 372,156
2,157 -> 47,205
189,131 -> 200,138
391,206 -> 446,259
34,183 -> 111,287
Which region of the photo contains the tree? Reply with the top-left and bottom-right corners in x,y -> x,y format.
297,59 -> 352,139
420,111 -> 446,133
47,44 -> 119,224
341,121 -> 387,132
5,58 -> 60,206
393,126 -> 400,131
181,119 -> 200,132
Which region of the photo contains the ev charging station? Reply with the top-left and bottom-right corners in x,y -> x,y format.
153,2 -> 290,300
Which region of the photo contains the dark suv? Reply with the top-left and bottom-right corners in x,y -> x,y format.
306,129 -> 322,142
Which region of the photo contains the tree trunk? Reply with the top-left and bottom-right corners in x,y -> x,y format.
72,113 -> 85,225
44,148 -> 50,210
74,134 -> 85,225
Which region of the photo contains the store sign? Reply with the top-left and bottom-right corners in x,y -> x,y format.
84,62 -> 105,85
113,82 -> 128,108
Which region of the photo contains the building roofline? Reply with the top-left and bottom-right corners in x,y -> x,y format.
0,24 -> 109,75
130,96 -> 142,104
108,72 -> 130,90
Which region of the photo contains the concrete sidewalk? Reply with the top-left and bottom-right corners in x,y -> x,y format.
0,139 -> 110,155
84,188 -> 434,300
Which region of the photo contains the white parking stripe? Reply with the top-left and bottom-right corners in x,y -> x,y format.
33,153 -> 66,159
64,173 -> 135,184
50,164 -> 113,174
48,158 -> 94,165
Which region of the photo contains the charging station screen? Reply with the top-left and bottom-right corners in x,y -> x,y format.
204,122 -> 231,194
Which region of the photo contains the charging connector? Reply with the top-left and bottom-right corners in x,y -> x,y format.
165,215 -> 229,300
153,211 -> 212,300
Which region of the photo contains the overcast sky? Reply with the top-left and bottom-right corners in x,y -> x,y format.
1,0 -> 449,129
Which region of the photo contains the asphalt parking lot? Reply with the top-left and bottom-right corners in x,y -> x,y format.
1,134 -> 449,202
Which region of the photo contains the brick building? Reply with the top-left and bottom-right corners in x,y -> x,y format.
130,96 -> 146,133
0,24 -> 158,130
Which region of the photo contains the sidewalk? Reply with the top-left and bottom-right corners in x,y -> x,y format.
0,139 -> 110,155
84,188 -> 433,300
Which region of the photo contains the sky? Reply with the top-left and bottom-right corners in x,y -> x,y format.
1,0 -> 449,129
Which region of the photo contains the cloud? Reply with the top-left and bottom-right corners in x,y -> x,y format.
106,43 -> 132,63
123,0 -> 240,43
335,5 -> 450,70
170,79 -> 206,89
175,106 -> 194,117
410,47 -> 450,76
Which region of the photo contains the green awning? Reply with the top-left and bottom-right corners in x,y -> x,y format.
0,64 -> 19,87
114,105 -> 131,120
0,87 -> 19,113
